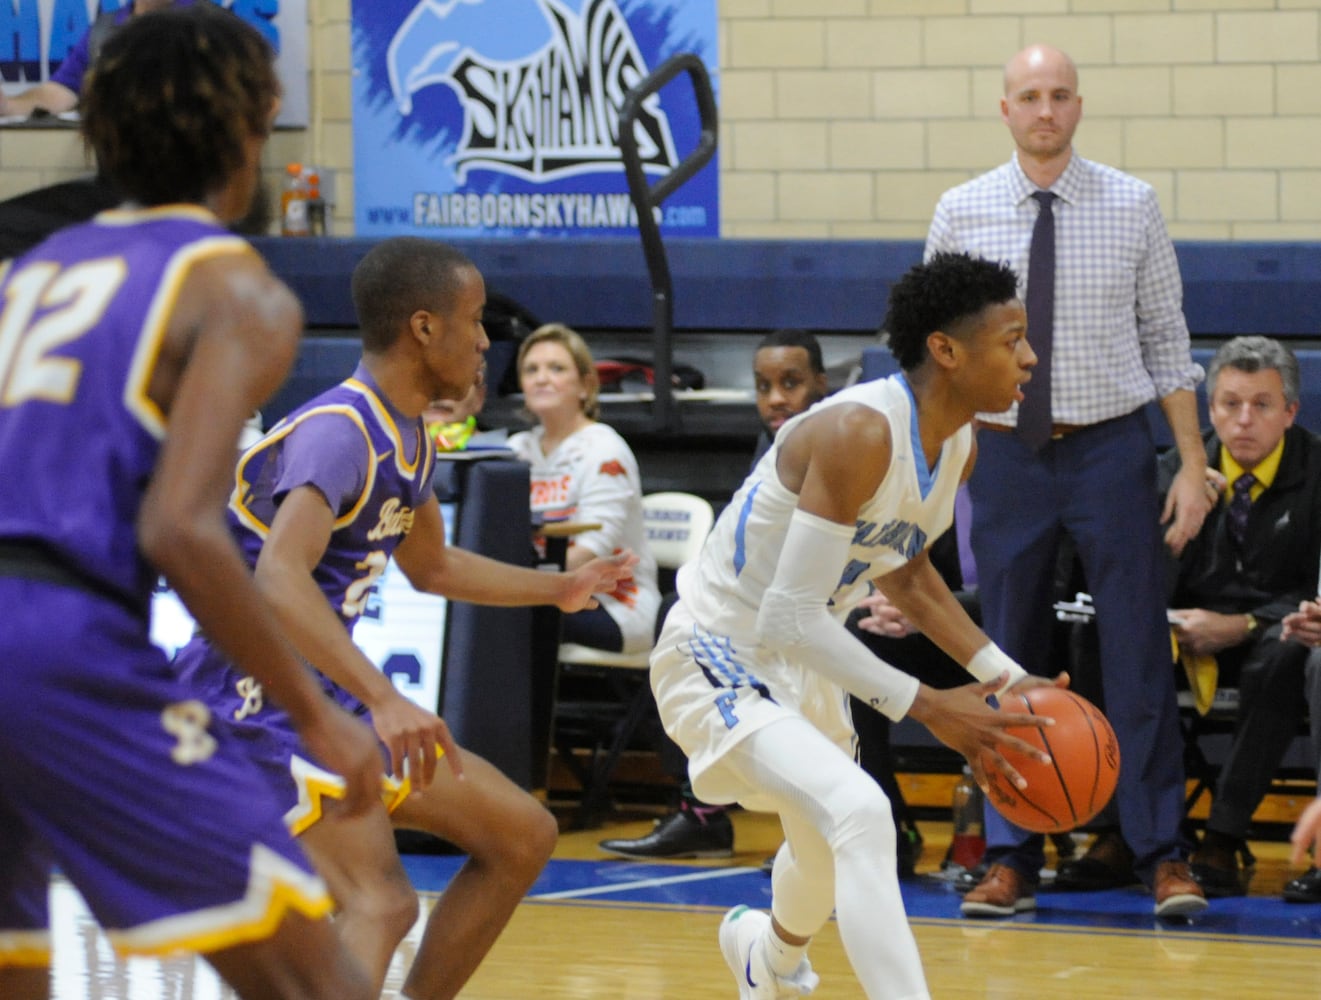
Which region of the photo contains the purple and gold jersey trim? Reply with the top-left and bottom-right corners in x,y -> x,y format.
284,754 -> 420,836
101,844 -> 331,958
230,404 -> 378,536
124,235 -> 254,440
342,377 -> 429,481
0,930 -> 51,967
94,204 -> 225,228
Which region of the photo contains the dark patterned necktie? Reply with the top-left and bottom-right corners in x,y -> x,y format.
1017,190 -> 1057,451
1227,472 -> 1255,544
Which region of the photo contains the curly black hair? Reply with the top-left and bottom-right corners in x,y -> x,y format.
351,238 -> 479,354
883,253 -> 1020,373
81,6 -> 277,207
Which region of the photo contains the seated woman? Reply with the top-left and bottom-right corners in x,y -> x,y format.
508,323 -> 659,653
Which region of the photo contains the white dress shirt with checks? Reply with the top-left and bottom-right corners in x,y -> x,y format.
926,151 -> 1203,428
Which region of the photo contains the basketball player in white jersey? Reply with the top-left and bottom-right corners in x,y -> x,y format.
651,252 -> 1062,1000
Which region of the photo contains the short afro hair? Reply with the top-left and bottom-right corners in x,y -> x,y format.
883,253 -> 1020,372
351,238 -> 479,354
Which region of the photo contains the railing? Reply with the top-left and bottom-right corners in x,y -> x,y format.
616,53 -> 718,432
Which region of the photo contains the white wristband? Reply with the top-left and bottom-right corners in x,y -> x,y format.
967,642 -> 1029,693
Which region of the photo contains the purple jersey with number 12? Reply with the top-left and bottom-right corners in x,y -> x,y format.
0,207 -> 331,953
0,206 -> 253,611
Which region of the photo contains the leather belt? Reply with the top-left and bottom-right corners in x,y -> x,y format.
978,421 -> 1088,439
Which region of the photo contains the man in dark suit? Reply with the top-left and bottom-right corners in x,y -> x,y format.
1162,337 -> 1321,897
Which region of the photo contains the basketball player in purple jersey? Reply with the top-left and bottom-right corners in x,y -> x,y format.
0,8 -> 382,1000
174,236 -> 637,1000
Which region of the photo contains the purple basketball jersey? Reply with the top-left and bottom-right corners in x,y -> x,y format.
227,367 -> 435,710
0,206 -> 255,611
0,208 -> 332,954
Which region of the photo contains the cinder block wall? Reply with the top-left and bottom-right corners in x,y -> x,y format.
6,0 -> 1319,240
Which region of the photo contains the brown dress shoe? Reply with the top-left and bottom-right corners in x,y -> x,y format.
1153,860 -> 1208,918
961,863 -> 1037,918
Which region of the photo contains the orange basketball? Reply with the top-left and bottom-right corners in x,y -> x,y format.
977,687 -> 1120,834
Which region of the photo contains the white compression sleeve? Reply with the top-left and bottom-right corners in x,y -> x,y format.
755,508 -> 921,721
966,641 -> 1029,692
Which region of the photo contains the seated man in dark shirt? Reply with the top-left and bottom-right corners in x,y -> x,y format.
1163,337 -> 1321,897
598,329 -> 828,860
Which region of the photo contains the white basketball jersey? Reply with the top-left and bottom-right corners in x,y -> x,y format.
679,374 -> 971,645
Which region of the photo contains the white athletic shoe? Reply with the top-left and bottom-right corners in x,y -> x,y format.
718,905 -> 820,1000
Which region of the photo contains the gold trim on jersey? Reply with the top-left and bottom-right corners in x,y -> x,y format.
0,930 -> 52,967
342,377 -> 434,485
283,753 -> 419,836
124,235 -> 256,440
94,204 -> 225,227
229,405 -> 379,537
101,843 -> 331,957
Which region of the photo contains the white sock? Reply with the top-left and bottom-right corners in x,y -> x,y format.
764,924 -> 808,978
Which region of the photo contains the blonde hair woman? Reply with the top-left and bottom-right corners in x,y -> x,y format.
508,324 -> 659,652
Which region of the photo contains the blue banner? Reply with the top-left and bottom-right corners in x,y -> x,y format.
1,1 -> 309,126
352,0 -> 718,238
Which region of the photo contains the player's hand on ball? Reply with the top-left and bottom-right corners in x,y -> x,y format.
908,676 -> 1052,792
1005,670 -> 1070,695
978,687 -> 1121,833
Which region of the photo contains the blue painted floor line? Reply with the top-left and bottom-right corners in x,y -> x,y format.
401,855 -> 1321,944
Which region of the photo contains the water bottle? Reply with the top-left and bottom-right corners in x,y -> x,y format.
306,170 -> 328,236
944,765 -> 986,873
280,162 -> 310,237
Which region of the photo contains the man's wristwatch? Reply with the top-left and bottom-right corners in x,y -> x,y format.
1244,613 -> 1259,634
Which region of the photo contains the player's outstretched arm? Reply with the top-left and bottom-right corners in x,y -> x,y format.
254,485 -> 462,792
142,253 -> 382,818
394,496 -> 637,611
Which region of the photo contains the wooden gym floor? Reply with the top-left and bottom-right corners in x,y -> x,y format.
43,804 -> 1321,999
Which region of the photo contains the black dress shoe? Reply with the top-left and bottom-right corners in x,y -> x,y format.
1190,838 -> 1253,898
1054,832 -> 1140,891
1190,859 -> 1247,898
1283,866 -> 1321,904
599,807 -> 733,859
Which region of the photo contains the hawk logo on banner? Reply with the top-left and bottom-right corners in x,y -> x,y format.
388,0 -> 677,184
353,0 -> 718,238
